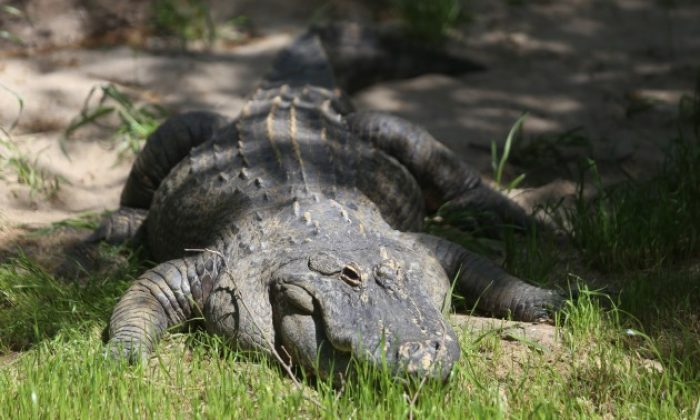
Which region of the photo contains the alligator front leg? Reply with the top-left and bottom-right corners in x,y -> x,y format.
107,253 -> 220,362
405,233 -> 566,321
89,207 -> 148,245
121,111 -> 231,209
91,113 -> 232,247
347,112 -> 538,232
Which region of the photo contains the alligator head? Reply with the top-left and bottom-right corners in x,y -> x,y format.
271,245 -> 461,382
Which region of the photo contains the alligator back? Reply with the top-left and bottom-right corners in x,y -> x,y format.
147,83 -> 425,262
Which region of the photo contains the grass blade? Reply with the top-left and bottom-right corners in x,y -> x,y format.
0,82 -> 25,131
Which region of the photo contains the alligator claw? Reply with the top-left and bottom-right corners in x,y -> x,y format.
104,339 -> 149,364
515,289 -> 575,322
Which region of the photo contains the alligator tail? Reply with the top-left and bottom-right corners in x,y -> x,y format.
263,31 -> 336,90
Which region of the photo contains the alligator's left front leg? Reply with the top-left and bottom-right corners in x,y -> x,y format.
347,112 -> 539,232
404,232 -> 566,321
107,252 -> 220,362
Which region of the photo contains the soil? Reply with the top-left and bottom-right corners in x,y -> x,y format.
2,0 -> 698,228
2,0 -> 698,227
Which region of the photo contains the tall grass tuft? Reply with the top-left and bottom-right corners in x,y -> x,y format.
151,0 -> 216,47
563,74 -> 700,272
64,84 -> 168,159
392,0 -> 463,42
566,132 -> 700,272
0,5 -> 27,46
0,129 -> 65,200
0,248 -> 138,351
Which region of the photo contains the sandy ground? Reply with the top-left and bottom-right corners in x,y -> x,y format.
1,0 -> 698,229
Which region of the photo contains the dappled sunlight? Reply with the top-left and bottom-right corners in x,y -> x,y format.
0,1 -> 699,416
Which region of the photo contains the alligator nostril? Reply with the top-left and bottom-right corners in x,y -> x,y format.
395,339 -> 458,381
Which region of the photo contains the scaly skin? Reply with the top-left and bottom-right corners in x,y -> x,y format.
97,26 -> 567,381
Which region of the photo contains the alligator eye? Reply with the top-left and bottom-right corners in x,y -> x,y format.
340,264 -> 362,286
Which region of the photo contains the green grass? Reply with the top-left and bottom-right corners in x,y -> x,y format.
509,127 -> 593,182
0,257 -> 697,418
0,81 -> 24,131
0,246 -> 139,352
560,131 -> 700,272
26,212 -> 102,236
491,113 -> 528,191
150,0 -> 251,48
64,84 -> 168,159
391,0 -> 464,42
151,0 -> 217,47
0,129 -> 65,200
543,72 -> 700,273
0,5 -> 27,46
0,82 -> 62,200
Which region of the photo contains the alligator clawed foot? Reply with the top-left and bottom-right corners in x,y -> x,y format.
89,208 -> 147,245
103,339 -> 149,365
516,289 -> 578,322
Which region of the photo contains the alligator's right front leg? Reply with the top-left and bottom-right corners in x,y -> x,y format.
107,253 -> 220,362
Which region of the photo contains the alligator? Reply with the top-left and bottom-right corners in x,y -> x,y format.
95,23 -> 567,382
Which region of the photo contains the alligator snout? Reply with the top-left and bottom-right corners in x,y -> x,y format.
396,337 -> 460,381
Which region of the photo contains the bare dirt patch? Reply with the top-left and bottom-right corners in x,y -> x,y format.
2,0 -> 698,228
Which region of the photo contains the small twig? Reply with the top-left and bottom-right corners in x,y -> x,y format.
185,247 -> 323,409
276,344 -> 304,389
407,375 -> 429,420
333,373 -> 346,404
